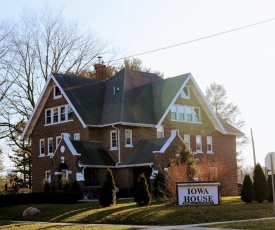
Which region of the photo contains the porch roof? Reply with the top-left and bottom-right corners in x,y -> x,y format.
120,137 -> 169,166
71,140 -> 116,166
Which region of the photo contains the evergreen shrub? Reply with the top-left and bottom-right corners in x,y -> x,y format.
241,174 -> 255,203
99,168 -> 116,207
134,173 -> 151,206
253,163 -> 268,203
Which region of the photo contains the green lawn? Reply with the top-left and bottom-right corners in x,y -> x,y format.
0,197 -> 274,227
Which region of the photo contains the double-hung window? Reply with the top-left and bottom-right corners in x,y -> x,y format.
110,130 -> 118,150
196,135 -> 202,153
74,133 -> 80,140
45,109 -> 52,124
171,105 -> 177,120
45,170 -> 51,183
184,134 -> 190,149
157,125 -> 164,138
125,129 -> 132,147
48,137 -> 53,155
207,136 -> 213,153
39,139 -> 45,156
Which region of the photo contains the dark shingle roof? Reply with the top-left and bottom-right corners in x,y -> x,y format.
53,73 -> 106,125
218,118 -> 244,136
120,138 -> 168,165
71,140 -> 115,166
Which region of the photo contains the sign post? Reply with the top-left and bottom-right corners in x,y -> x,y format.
265,152 -> 275,215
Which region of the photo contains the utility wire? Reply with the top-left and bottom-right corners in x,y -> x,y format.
109,17 -> 275,63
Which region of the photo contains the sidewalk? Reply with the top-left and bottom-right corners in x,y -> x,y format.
9,217 -> 275,230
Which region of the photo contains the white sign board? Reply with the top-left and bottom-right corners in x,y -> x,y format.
265,152 -> 275,171
177,182 -> 220,205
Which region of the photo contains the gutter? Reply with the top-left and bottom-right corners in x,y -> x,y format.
112,125 -> 121,164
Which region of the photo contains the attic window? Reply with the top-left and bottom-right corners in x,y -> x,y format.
181,86 -> 190,99
54,85 -> 62,99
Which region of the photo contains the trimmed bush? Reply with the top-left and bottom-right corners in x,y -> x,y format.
253,163 -> 268,203
134,173 -> 151,206
241,174 -> 255,203
0,192 -> 79,207
70,180 -> 83,200
99,168 -> 116,207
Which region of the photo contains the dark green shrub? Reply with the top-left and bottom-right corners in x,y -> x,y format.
267,174 -> 275,202
134,173 -> 151,206
43,180 -> 51,192
241,174 -> 255,203
70,180 -> 83,200
253,163 -> 268,203
0,192 -> 79,207
99,168 -> 116,207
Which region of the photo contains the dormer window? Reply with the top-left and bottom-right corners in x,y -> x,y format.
54,85 -> 62,99
181,86 -> 190,99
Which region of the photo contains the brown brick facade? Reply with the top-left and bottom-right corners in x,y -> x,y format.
29,79 -> 238,196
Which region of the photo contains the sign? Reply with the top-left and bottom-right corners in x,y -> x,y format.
177,182 -> 220,205
265,152 -> 275,171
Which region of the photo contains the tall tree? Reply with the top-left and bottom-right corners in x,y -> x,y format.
134,173 -> 151,206
0,5 -> 112,186
205,82 -> 248,169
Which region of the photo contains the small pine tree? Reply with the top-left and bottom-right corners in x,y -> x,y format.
134,173 -> 151,206
70,180 -> 83,200
267,174 -> 275,202
253,163 -> 268,203
99,168 -> 116,207
241,175 -> 255,203
178,143 -> 197,180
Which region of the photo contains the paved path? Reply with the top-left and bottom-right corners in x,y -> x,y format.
9,217 -> 275,229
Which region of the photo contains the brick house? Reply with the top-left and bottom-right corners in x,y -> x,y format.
22,66 -> 243,197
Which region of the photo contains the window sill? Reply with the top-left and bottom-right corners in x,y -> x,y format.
48,153 -> 54,157
44,119 -> 73,126
207,151 -> 214,154
110,148 -> 118,151
196,151 -> 203,154
125,145 -> 133,148
39,154 -> 45,157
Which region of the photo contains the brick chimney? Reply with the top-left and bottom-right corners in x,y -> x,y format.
94,56 -> 106,80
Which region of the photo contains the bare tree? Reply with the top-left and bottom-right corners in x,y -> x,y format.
205,82 -> 249,169
0,6 -> 112,187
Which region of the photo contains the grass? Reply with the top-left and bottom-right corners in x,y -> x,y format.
0,196 -> 274,228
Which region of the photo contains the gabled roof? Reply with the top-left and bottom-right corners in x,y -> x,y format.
71,140 -> 116,167
22,68 -> 243,139
120,137 -> 169,166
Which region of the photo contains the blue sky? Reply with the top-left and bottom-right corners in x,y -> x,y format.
1,0 -> 275,168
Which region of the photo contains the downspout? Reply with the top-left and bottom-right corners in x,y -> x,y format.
112,125 -> 121,165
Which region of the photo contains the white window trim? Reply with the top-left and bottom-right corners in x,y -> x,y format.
74,133 -> 80,140
53,85 -> 62,99
171,104 -> 201,123
44,104 -> 73,126
196,135 -> 203,153
110,130 -> 118,150
125,129 -> 133,147
45,170 -> 51,183
157,125 -> 164,138
207,136 -> 214,154
184,134 -> 190,149
48,137 -> 53,156
181,85 -> 190,99
39,139 -> 45,157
